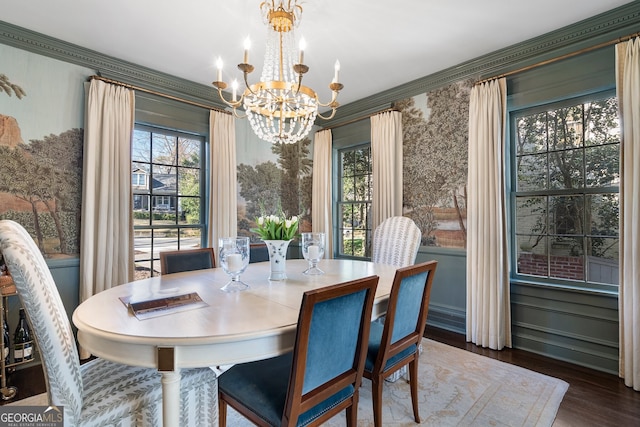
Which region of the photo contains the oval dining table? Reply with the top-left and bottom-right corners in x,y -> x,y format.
72,258 -> 398,427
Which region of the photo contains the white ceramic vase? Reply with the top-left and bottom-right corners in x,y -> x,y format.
263,239 -> 291,281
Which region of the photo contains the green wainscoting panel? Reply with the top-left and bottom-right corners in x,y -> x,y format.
46,258 -> 80,333
417,248 -> 467,334
511,282 -> 619,375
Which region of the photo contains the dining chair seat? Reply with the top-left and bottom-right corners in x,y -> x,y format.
79,358 -> 213,425
365,321 -> 417,373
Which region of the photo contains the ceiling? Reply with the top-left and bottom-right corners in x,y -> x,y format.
1,0 -> 634,107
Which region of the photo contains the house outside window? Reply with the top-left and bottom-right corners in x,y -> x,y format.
337,144 -> 372,258
511,93 -> 620,291
132,125 -> 205,278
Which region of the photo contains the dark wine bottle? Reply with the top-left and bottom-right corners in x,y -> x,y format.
13,308 -> 32,363
2,316 -> 9,366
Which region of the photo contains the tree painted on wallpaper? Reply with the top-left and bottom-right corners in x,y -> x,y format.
0,74 -> 26,99
237,138 -> 313,240
0,129 -> 83,255
395,80 -> 473,248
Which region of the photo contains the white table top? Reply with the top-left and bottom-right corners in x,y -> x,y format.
72,259 -> 398,369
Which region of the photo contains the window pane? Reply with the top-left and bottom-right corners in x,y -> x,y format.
179,196 -> 200,225
587,194 -> 619,237
585,145 -> 619,187
586,237 -> 618,285
354,175 -> 368,201
517,153 -> 547,191
516,235 -> 548,277
548,106 -> 583,151
584,99 -> 620,147
178,137 -> 201,167
132,129 -> 151,162
354,148 -> 371,174
550,195 -> 584,235
549,148 -> 584,189
515,196 -> 547,236
152,134 -> 177,166
178,167 -> 199,196
179,228 -> 202,250
516,112 -> 547,155
342,176 -> 355,201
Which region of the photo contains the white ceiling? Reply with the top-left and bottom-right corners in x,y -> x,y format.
1,0 -> 634,106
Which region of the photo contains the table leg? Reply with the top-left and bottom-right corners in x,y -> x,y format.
160,370 -> 181,427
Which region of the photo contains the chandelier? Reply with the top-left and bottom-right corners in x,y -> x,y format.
212,0 -> 343,144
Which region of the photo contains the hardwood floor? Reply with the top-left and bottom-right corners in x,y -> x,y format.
1,327 -> 639,426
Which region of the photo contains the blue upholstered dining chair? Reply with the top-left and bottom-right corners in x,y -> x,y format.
160,247 -> 215,274
249,242 -> 270,263
364,260 -> 437,427
0,220 -> 217,426
218,275 -> 379,427
372,216 -> 422,267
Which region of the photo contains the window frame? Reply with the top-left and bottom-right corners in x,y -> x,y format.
132,124 -> 207,277
508,89 -> 620,293
335,142 -> 373,260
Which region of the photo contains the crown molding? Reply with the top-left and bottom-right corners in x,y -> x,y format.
324,1 -> 640,127
0,20 -> 229,111
2,1 -> 639,125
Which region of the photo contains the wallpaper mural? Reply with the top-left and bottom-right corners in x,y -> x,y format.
0,44 -> 88,258
394,79 -> 474,249
235,126 -> 314,241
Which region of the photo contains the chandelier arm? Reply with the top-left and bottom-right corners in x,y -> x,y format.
316,108 -> 338,121
216,87 -> 244,109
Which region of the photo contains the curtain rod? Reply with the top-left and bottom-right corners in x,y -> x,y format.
320,107 -> 400,131
476,31 -> 640,86
89,75 -> 231,114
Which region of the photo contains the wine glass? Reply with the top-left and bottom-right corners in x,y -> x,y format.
301,232 -> 325,275
219,237 -> 250,292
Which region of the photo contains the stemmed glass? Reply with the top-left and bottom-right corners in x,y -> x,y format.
219,237 -> 250,292
301,232 -> 325,275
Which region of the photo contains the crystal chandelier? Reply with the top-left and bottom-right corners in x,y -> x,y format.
212,0 -> 343,144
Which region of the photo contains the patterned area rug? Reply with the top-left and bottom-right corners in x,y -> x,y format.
227,338 -> 568,427
9,338 -> 568,426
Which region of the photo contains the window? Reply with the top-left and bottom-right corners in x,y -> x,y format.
337,144 -> 372,258
132,125 -> 205,278
511,93 -> 619,290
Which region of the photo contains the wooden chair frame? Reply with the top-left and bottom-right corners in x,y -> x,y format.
159,247 -> 215,275
364,260 -> 437,427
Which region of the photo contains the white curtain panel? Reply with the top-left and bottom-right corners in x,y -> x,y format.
466,78 -> 511,350
616,37 -> 640,391
79,80 -> 134,358
208,110 -> 237,266
371,110 -> 403,232
312,129 -> 334,258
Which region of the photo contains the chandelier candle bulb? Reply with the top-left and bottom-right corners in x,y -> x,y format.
227,253 -> 243,272
334,60 -> 340,83
243,37 -> 251,63
308,245 -> 320,260
216,57 -> 223,82
299,38 -> 306,64
232,79 -> 238,102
